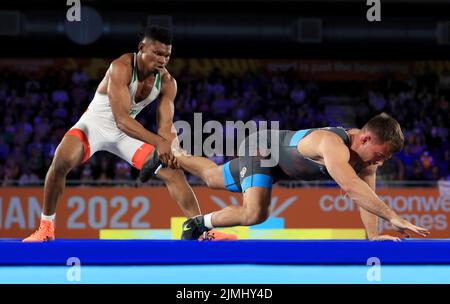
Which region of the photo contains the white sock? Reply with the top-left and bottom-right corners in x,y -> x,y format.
41,213 -> 55,222
203,213 -> 215,229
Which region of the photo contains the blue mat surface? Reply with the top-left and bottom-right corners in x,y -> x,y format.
1,239 -> 449,265
2,265 -> 450,284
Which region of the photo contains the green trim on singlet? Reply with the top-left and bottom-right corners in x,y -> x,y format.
131,52 -> 161,96
131,53 -> 160,91
154,72 -> 161,91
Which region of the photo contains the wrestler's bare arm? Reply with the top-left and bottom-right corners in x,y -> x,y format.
357,166 -> 380,239
156,73 -> 180,167
107,60 -> 168,150
318,134 -> 429,237
357,167 -> 401,241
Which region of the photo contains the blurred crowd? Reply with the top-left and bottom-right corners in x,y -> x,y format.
0,63 -> 449,185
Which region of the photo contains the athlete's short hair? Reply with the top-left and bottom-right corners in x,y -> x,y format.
362,113 -> 404,154
141,25 -> 172,45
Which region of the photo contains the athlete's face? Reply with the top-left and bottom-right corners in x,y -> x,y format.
358,134 -> 392,166
139,38 -> 172,73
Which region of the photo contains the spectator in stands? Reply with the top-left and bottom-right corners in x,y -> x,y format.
0,62 -> 448,184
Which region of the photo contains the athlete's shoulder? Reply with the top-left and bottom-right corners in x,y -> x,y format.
114,53 -> 133,65
110,54 -> 133,72
317,127 -> 347,141
160,68 -> 176,84
317,128 -> 349,149
316,130 -> 351,162
108,54 -> 133,82
160,68 -> 177,91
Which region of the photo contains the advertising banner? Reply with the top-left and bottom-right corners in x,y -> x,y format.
1,187 -> 448,239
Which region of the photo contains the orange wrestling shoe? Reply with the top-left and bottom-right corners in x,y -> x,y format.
198,230 -> 238,241
22,219 -> 55,242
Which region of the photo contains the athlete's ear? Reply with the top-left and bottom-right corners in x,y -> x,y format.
361,134 -> 371,145
138,41 -> 145,52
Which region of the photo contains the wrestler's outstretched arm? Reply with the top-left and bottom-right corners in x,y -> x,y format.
319,134 -> 429,238
357,166 -> 402,241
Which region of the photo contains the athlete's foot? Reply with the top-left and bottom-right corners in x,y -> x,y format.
198,230 -> 238,241
23,219 -> 55,242
181,216 -> 210,240
139,149 -> 163,182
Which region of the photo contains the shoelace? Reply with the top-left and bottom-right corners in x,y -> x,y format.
199,231 -> 215,241
29,226 -> 45,238
205,231 -> 215,240
31,225 -> 52,238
